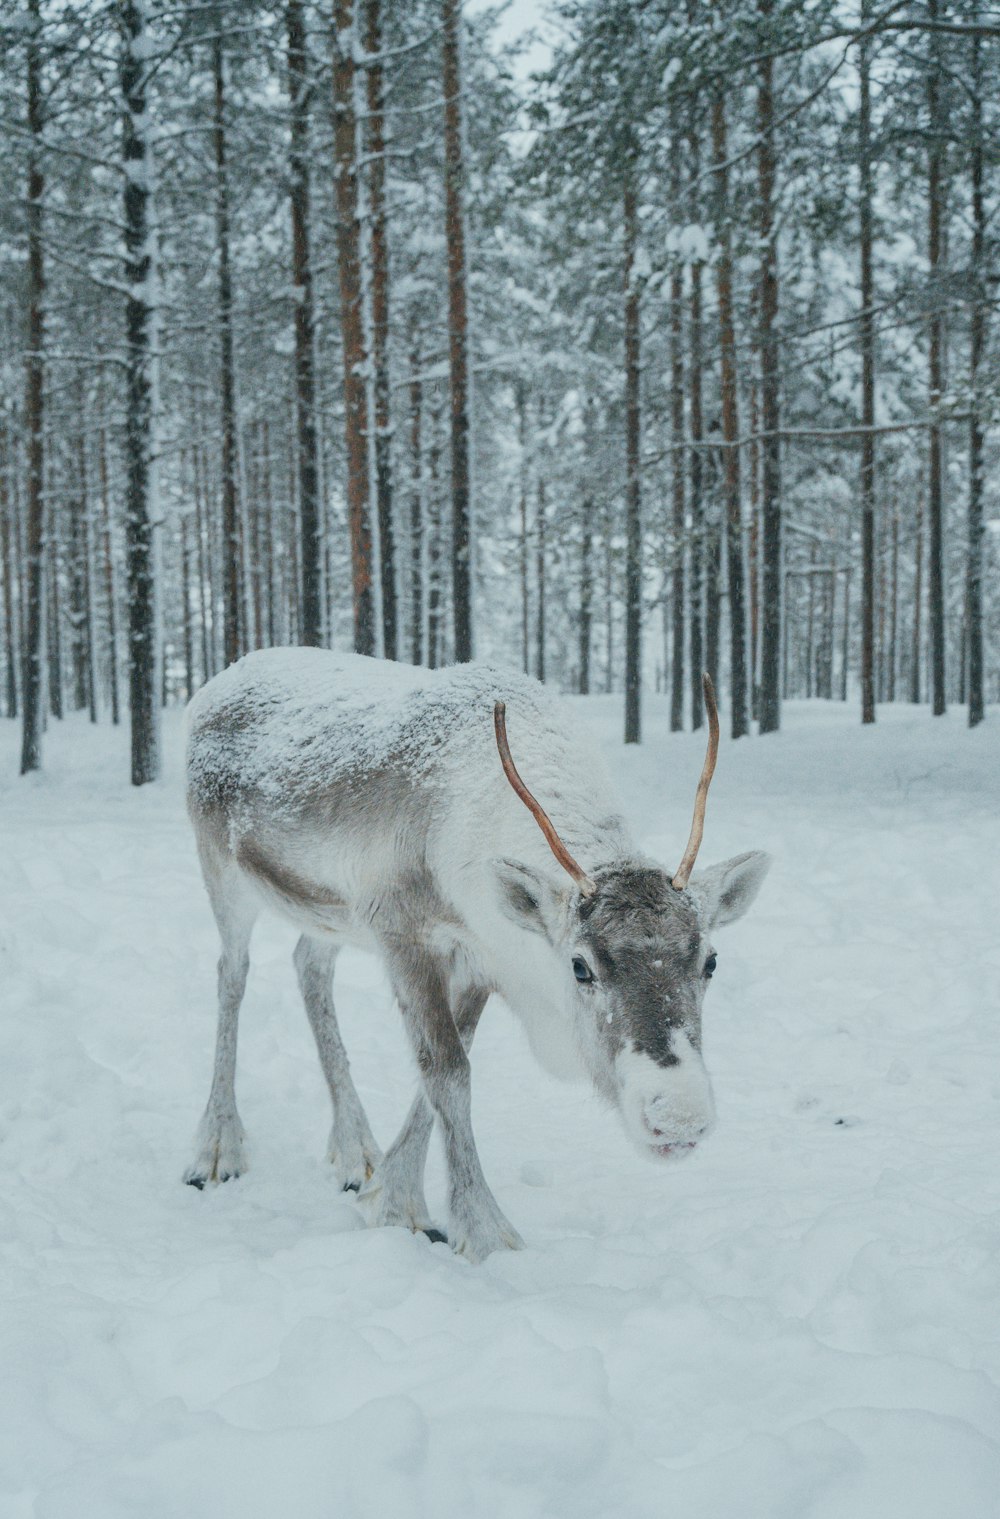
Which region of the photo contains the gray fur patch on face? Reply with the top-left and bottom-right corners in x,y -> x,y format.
577,865 -> 705,1066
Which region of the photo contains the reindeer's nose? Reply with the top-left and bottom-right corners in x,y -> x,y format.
642,1102 -> 711,1145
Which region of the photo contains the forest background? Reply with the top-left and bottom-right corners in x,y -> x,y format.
0,0 -> 996,785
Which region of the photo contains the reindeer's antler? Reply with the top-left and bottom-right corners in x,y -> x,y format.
494,702 -> 597,897
671,673 -> 720,891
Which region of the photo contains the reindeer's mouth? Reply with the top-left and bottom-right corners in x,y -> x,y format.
645,1127 -> 699,1161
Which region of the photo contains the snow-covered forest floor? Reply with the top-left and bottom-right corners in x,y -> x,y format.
1,699 -> 998,1519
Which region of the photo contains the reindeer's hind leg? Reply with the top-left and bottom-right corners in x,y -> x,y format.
185,853 -> 258,1188
293,934 -> 382,1191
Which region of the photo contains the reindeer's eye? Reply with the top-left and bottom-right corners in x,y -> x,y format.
572,957 -> 594,985
704,953 -> 718,979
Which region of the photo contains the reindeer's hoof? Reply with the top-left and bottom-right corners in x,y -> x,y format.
422,1227 -> 448,1245
184,1116 -> 247,1188
329,1133 -> 382,1195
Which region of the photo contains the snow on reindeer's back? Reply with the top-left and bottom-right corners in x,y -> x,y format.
185,646 -> 567,816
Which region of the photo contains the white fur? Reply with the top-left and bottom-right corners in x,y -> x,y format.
615,1034 -> 716,1159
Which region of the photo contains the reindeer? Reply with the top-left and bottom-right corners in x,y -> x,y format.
184,649 -> 770,1261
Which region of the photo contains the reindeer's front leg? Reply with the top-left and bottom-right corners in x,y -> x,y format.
381,942 -> 522,1262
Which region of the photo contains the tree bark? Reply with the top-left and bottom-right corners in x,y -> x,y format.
757,0 -> 782,734
668,99 -> 686,732
212,32 -> 241,668
859,12 -> 876,724
408,348 -> 423,664
333,0 -> 375,654
426,390 -> 443,668
366,0 -> 397,659
927,0 -> 946,716
911,501 -> 923,702
579,495 -> 593,696
888,511 -> 899,701
20,0 -> 45,773
966,21 -> 985,727
623,162 -> 642,745
98,424 -> 120,725
517,381 -> 530,674
442,0 -> 473,661
535,472 -> 546,684
121,0 -> 161,784
712,86 -> 749,738
0,428 -> 18,718
688,112 -> 705,732
287,0 -> 322,647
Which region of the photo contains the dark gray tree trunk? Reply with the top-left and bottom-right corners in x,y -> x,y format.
911,502 -> 923,703
333,0 -> 375,654
442,0 -> 472,661
859,12 -> 876,724
517,382 -> 530,674
366,0 -> 397,659
688,114 -> 705,732
408,348 -> 423,665
98,424 -> 120,725
623,163 -> 642,744
212,32 -> 240,668
121,0 -> 161,784
579,496 -> 593,696
535,474 -> 546,684
287,0 -> 322,647
712,84 -> 748,737
927,0 -> 946,716
0,428 -> 18,718
20,0 -> 45,773
967,23 -> 985,727
757,0 -> 782,735
669,104 -> 686,732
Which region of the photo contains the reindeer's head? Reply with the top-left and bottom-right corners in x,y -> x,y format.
493,680 -> 770,1162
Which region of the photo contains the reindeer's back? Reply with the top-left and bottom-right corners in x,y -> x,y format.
186,647 -> 626,884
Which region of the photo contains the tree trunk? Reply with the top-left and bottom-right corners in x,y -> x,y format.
98,424 -> 120,725
47,503 -> 63,719
888,511 -> 898,701
517,382 -> 530,674
967,22 -> 985,728
624,163 -> 642,743
0,428 -> 18,718
686,224 -> 702,729
442,0 -> 473,661
757,0 -> 782,734
669,101 -> 686,732
121,0 -> 161,784
535,472 -> 546,683
333,0 -> 375,654
604,496 -> 614,694
927,0 -> 946,716
287,0 -> 322,647
859,11 -> 876,724
212,33 -> 241,668
841,564 -> 851,702
181,513 -> 195,700
712,84 -> 748,737
579,496 -> 593,695
426,390 -> 443,669
366,0 -> 397,659
408,348 -> 423,664
20,0 -> 45,773
749,376 -> 761,717
911,501 -> 923,703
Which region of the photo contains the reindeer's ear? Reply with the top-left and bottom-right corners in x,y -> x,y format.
493,859 -> 571,942
690,851 -> 771,928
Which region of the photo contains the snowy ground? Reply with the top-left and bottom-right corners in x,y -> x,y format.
1,695 -> 998,1519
